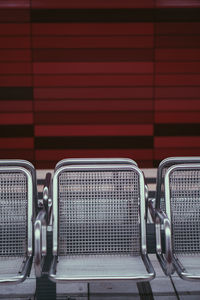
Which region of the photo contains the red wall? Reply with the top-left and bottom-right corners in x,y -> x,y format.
0,0 -> 200,168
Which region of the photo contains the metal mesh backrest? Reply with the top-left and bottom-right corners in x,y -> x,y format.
0,172 -> 27,256
58,170 -> 140,256
169,169 -> 200,254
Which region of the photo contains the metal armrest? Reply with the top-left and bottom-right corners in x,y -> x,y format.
148,199 -> 156,222
0,256 -> 32,285
155,209 -> 173,276
43,173 -> 52,225
34,209 -> 47,277
43,172 -> 51,205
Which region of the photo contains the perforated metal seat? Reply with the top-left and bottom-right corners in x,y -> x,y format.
152,157 -> 200,280
48,159 -> 155,282
0,160 -> 36,284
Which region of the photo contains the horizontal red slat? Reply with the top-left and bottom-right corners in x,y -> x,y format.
0,23 -> 30,35
33,48 -> 154,62
0,10 -> 30,22
155,87 -> 200,98
32,23 -> 154,36
35,124 -> 153,137
0,150 -> 33,161
155,22 -> 200,34
155,137 -> 200,148
155,74 -> 200,86
155,100 -> 200,111
156,0 -> 200,8
32,0 -> 154,8
156,62 -> 200,73
0,113 -> 33,124
0,1 -> 30,8
32,36 -> 153,49
34,87 -> 153,99
0,101 -> 32,112
154,148 -> 200,160
35,112 -> 154,124
34,75 -> 153,87
156,49 -> 200,61
0,37 -> 30,49
35,99 -> 153,111
155,112 -> 200,123
156,36 -> 200,48
0,76 -> 32,86
0,50 -> 31,62
33,62 -> 153,74
35,149 -> 153,161
0,63 -> 31,74
36,159 -> 153,169
0,138 -> 33,149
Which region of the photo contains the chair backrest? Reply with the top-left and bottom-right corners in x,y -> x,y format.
156,157 -> 200,210
53,164 -> 146,257
165,164 -> 200,255
0,160 -> 35,258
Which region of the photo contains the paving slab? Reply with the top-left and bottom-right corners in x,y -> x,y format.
171,274 -> 200,300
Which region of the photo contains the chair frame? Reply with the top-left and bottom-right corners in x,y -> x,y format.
0,160 -> 35,284
165,163 -> 200,281
49,163 -> 155,282
151,157 -> 200,276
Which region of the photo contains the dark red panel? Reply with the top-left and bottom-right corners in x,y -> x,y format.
155,22 -> 200,34
155,87 -> 200,98
156,0 -> 200,8
33,62 -> 154,74
0,37 -> 30,48
156,62 -> 200,73
35,100 -> 153,111
32,23 -> 154,35
155,99 -> 200,111
34,75 -> 153,87
0,23 -> 30,35
0,50 -> 31,62
0,63 -> 31,74
32,0 -> 154,8
155,137 -> 200,147
155,112 -> 200,123
0,101 -> 32,112
0,138 -> 33,149
0,113 -> 33,124
34,87 -> 153,99
32,36 -> 153,49
35,112 -> 154,124
0,76 -> 32,86
35,124 -> 153,137
156,36 -> 200,48
155,75 -> 200,86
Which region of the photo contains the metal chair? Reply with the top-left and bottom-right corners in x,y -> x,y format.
47,158 -> 155,282
149,157 -> 200,280
0,160 -> 37,284
164,163 -> 200,280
